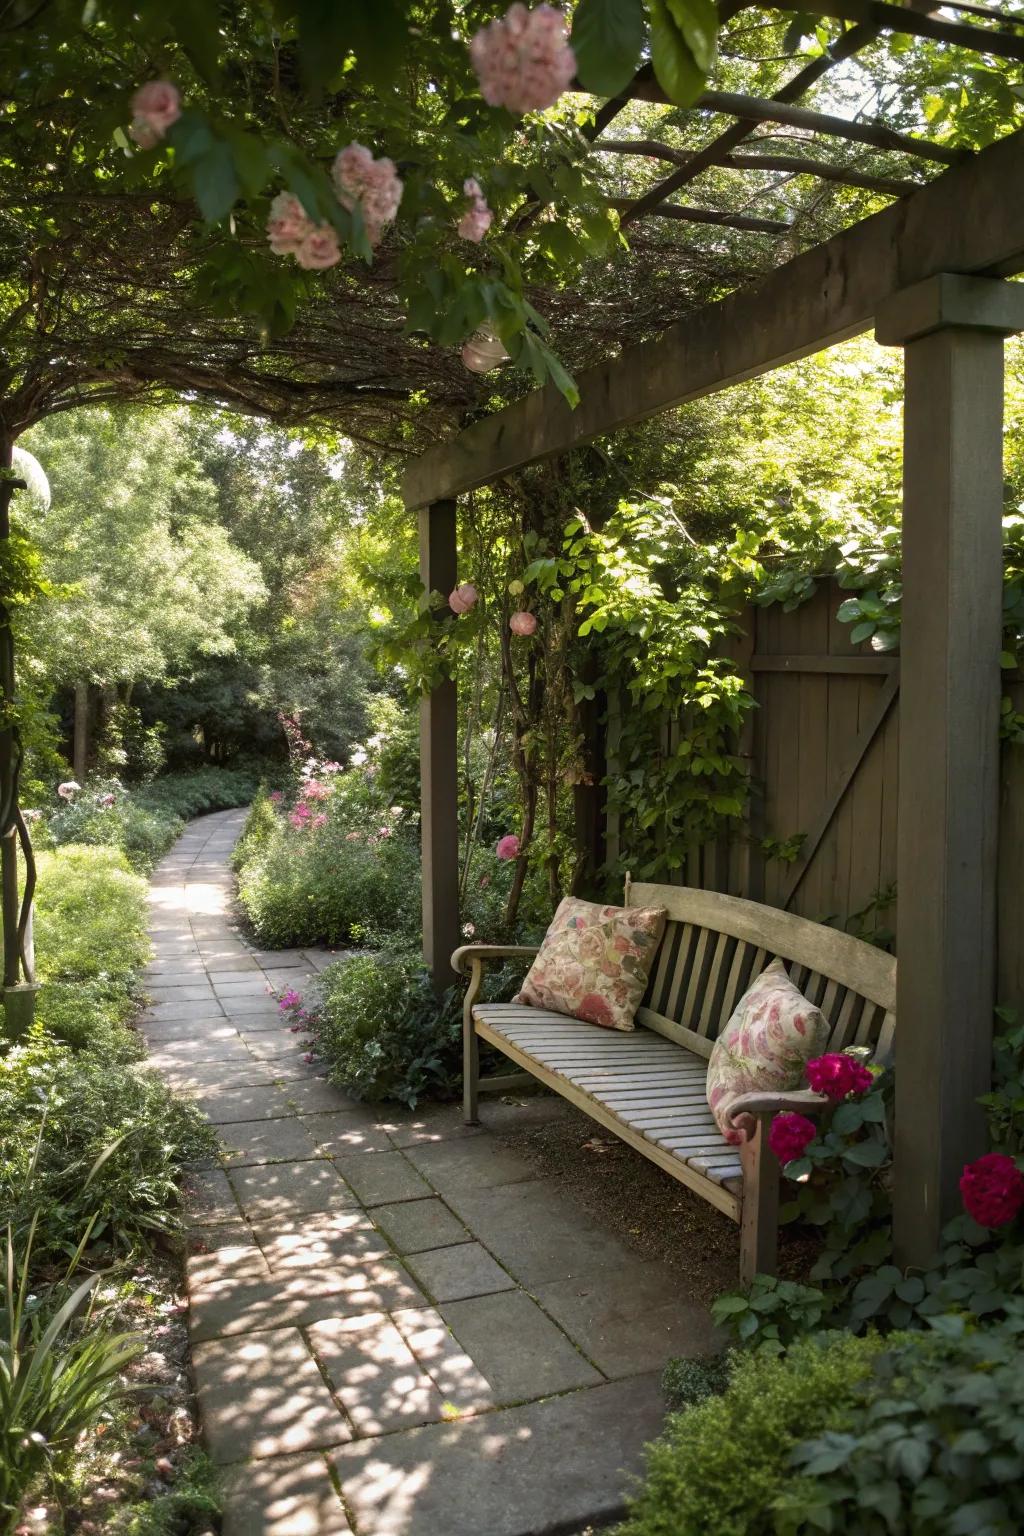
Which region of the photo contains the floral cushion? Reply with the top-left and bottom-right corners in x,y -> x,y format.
706,959 -> 830,1145
514,896 -> 667,1032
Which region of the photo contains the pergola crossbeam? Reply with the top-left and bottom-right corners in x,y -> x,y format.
608,197 -> 792,234
776,0 -> 1024,58
597,138 -> 921,196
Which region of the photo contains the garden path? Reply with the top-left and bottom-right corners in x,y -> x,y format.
142,810 -> 716,1536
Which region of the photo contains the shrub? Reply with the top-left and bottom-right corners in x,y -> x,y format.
136,764 -> 263,819
229,785 -> 279,873
616,1332 -> 885,1536
661,1353 -> 731,1411
46,779 -> 182,875
0,1032 -> 217,1265
237,817 -> 421,950
27,845 -> 149,1055
306,951 -> 528,1105
777,1315 -> 1024,1534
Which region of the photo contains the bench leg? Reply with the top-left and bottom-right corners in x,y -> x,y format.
463,1005 -> 480,1125
739,1119 -> 779,1283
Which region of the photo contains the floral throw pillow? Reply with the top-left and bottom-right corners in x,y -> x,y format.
706,959 -> 830,1145
514,897 -> 667,1032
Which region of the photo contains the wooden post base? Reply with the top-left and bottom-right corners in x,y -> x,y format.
2,982 -> 40,1041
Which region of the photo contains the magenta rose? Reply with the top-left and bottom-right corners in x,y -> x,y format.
496,833 -> 521,860
960,1152 -> 1024,1228
768,1112 -> 818,1165
805,1052 -> 874,1101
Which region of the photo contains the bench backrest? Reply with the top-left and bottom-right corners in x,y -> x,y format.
626,881 -> 897,1064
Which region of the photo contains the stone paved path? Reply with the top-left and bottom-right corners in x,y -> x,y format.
142,810 -> 716,1536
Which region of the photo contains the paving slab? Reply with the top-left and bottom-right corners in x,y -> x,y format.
445,1178 -> 644,1286
158,1060 -> 279,1094
281,1078 -> 364,1116
309,1312 -> 449,1435
195,1083 -> 293,1124
191,1327 -> 351,1462
381,1103 -> 486,1148
371,1198 -> 470,1256
403,1137 -> 541,1195
149,1038 -> 253,1068
253,1211 -> 390,1273
145,1001 -> 226,1025
439,1290 -> 602,1402
299,1112 -> 395,1157
330,1373 -> 666,1536
187,1242 -> 272,1288
219,1455 -> 352,1535
333,1151 -> 433,1207
405,1242 -> 515,1303
189,1262 -> 428,1341
230,1159 -> 359,1222
183,1168 -> 241,1226
389,1306 -> 494,1414
534,1267 -> 719,1378
219,1118 -> 323,1167
147,983 -> 218,1004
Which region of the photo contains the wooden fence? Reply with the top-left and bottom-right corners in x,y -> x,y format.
606,580 -> 1024,1010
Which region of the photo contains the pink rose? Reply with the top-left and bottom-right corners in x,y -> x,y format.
449,584 -> 479,615
332,142 -> 403,247
960,1153 -> 1024,1228
768,1112 -> 818,1165
130,80 -> 181,145
269,790 -> 283,804
295,225 -> 341,270
267,191 -> 312,256
312,813 -> 327,829
496,833 -> 521,861
510,611 -> 538,637
805,1053 -> 874,1102
469,4 -> 576,114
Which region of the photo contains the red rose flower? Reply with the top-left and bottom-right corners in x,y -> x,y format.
805,1052 -> 874,1101
960,1152 -> 1024,1228
768,1112 -> 818,1165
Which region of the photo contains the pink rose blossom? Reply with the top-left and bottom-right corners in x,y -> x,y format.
768,1112 -> 818,1165
322,761 -> 342,774
332,143 -> 403,247
470,4 -> 576,115
960,1153 -> 1024,1228
98,792 -> 116,809
496,833 -> 521,860
449,583 -> 479,615
510,610 -> 538,637
57,781 -> 80,801
269,790 -> 283,804
129,80 -> 181,146
279,989 -> 302,1011
312,813 -> 327,829
458,178 -> 493,243
295,224 -> 341,270
304,781 -> 330,801
266,191 -> 312,256
377,825 -> 393,838
805,1053 -> 874,1102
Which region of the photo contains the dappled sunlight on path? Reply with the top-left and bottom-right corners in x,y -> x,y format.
142,811 -> 712,1534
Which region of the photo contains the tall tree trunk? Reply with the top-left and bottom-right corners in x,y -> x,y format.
73,680 -> 89,782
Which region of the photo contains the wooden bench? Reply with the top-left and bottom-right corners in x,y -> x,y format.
453,881 -> 896,1281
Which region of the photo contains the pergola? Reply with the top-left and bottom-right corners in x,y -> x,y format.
402,8 -> 1024,1267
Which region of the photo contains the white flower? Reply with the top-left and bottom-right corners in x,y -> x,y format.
57,781 -> 81,800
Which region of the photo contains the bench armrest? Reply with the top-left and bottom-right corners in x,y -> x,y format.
451,943 -> 540,977
726,1088 -> 831,1122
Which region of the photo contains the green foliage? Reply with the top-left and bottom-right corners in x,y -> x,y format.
0,1032 -> 216,1268
616,1332 -> 886,1536
0,1220 -> 141,1536
308,951 -> 525,1106
309,951 -> 463,1106
135,765 -> 263,820
980,1006 -> 1024,1155
106,1448 -> 221,1536
230,786 -> 280,873
776,1317 -> 1024,1536
660,1352 -> 731,1410
712,1277 -> 830,1352
28,845 -> 150,1054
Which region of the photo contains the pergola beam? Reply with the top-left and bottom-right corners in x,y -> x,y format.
608,197 -> 792,234
597,138 -> 921,196
402,126 -> 1024,509
776,0 -> 1024,58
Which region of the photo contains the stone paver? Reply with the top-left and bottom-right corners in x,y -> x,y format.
143,810 -> 715,1535
405,1242 -> 515,1302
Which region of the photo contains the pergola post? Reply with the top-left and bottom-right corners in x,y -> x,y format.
419,499 -> 461,990
877,275 -> 1024,1265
